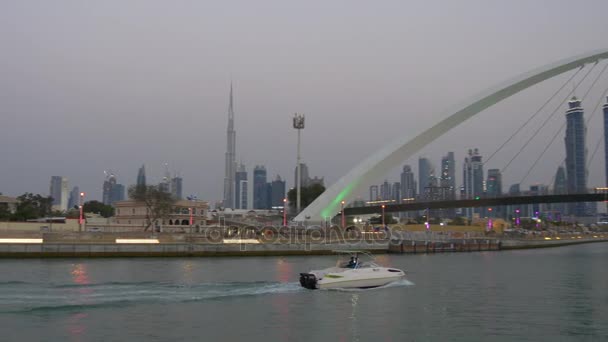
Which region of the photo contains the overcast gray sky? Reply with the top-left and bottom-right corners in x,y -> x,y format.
2,0 -> 608,203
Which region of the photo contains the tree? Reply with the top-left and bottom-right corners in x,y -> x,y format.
128,185 -> 175,231
83,200 -> 115,218
12,193 -> 53,221
287,183 -> 326,211
0,203 -> 10,221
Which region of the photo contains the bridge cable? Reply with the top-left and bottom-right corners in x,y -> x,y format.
501,62 -> 598,175
587,135 -> 604,171
483,66 -> 584,166
520,66 -> 608,186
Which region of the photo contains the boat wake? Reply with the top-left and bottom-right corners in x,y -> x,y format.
0,280 -> 303,314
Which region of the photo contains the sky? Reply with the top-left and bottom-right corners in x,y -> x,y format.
2,0 -> 608,204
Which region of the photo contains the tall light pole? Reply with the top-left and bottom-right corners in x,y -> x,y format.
293,113 -> 305,215
79,192 -> 85,232
381,204 -> 385,227
341,200 -> 345,229
283,198 -> 287,226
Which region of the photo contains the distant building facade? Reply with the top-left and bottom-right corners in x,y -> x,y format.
103,173 -> 125,205
171,176 -> 183,200
235,164 -> 248,209
253,165 -> 268,209
270,175 -> 286,208
604,96 -> 608,186
369,185 -> 379,202
137,165 -> 146,187
564,96 -> 587,216
49,176 -> 68,212
418,157 -> 433,196
68,186 -> 80,210
400,165 -> 417,200
463,149 -> 483,218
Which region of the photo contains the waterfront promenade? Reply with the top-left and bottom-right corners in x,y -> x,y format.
0,224 -> 606,257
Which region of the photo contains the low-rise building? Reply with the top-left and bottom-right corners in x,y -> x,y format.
113,199 -> 209,229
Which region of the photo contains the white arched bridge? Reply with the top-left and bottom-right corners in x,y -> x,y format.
294,49 -> 608,222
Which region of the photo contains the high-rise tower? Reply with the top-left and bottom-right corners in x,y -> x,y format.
463,149 -> 483,218
137,165 -> 146,187
400,165 -> 417,200
418,157 -> 432,195
223,84 -> 237,209
440,152 -> 456,199
564,96 -> 587,216
235,163 -> 248,209
603,96 -> 608,186
49,176 -> 68,212
253,165 -> 268,209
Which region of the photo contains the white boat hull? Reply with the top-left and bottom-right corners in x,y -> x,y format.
317,274 -> 404,289
301,267 -> 405,290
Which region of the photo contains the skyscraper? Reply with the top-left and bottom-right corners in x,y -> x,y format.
234,164 -> 248,209
103,172 -> 125,205
603,96 -> 608,186
112,184 -> 125,203
137,165 -> 146,187
418,158 -> 432,196
171,176 -> 183,200
463,149 -> 483,218
486,169 -> 502,197
391,182 -> 401,202
103,173 -> 117,205
486,169 -> 502,218
159,163 -> 171,193
270,175 -> 286,208
223,84 -> 237,209
400,165 -> 417,200
564,96 -> 587,216
440,152 -> 456,199
553,166 -> 567,195
253,165 -> 268,209
369,185 -> 379,202
49,176 -> 68,212
68,186 -> 80,210
380,180 -> 391,200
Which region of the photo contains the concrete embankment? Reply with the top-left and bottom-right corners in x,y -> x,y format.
0,241 -> 389,258
500,237 -> 608,249
388,237 -> 608,254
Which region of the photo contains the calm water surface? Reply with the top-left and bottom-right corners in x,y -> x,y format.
1,243 -> 607,341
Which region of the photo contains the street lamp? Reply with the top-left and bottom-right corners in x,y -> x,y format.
79,192 -> 85,232
381,204 -> 386,227
341,200 -> 345,229
283,198 -> 287,226
293,113 -> 305,215
487,207 -> 493,231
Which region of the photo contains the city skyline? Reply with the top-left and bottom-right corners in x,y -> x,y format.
2,1 -> 608,203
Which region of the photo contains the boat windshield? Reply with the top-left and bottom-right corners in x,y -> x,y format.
335,252 -> 378,269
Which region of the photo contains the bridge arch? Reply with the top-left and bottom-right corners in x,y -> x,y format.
295,49 -> 608,222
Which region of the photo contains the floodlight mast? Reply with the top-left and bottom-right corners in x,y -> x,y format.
293,113 -> 305,216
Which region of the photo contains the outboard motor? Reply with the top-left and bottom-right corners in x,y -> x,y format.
299,273 -> 317,289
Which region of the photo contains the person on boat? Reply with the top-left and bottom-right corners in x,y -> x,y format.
346,256 -> 358,268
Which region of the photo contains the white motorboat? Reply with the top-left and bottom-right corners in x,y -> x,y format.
299,251 -> 406,290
